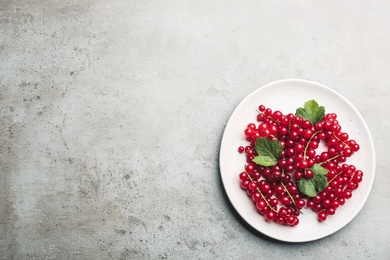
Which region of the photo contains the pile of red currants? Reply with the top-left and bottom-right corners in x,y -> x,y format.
238,101 -> 363,226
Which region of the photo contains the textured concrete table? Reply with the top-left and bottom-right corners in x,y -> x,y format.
1,1 -> 389,259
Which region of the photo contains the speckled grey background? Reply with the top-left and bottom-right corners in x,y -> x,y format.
1,0 -> 389,259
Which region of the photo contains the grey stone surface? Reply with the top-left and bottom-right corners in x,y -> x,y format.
1,0 -> 389,259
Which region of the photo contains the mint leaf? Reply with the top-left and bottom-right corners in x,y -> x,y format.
297,164 -> 329,197
295,100 -> 325,125
252,137 -> 282,167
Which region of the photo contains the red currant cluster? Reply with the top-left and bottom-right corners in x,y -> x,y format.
239,167 -> 302,226
308,164 -> 363,221
238,104 -> 363,225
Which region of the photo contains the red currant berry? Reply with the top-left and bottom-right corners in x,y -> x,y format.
281,196 -> 291,206
244,128 -> 254,138
252,192 -> 261,202
247,123 -> 256,129
278,207 -> 288,217
275,216 -> 285,224
314,122 -> 323,131
327,193 -> 336,201
318,132 -> 326,140
351,143 -> 360,152
289,131 -> 299,140
296,199 -> 306,209
292,217 -> 299,226
338,132 -> 349,141
307,200 -> 315,208
334,187 -> 343,196
266,211 -> 276,221
343,148 -> 353,157
353,174 -> 363,183
272,110 -> 283,121
309,140 -> 319,149
251,171 -> 261,180
279,126 -> 288,136
288,185 -> 298,195
323,121 -> 332,130
304,169 -> 314,179
239,172 -> 248,181
295,171 -> 303,180
264,108 -> 272,116
269,198 -> 279,207
295,143 -> 304,153
343,189 -> 352,199
298,160 -> 309,169
269,125 -> 278,136
313,195 -> 322,204
248,181 -> 257,191
256,200 -> 267,210
331,200 -> 340,208
274,184 -> 284,195
246,156 -> 254,163
302,120 -> 312,129
326,207 -> 336,215
258,105 -> 265,112
245,149 -> 254,157
314,204 -> 323,212
322,199 -> 331,208
245,163 -> 255,173
286,216 -> 296,226
241,180 -> 250,189
318,212 -> 327,221
294,116 -> 303,124
306,149 -> 316,158
260,183 -> 271,193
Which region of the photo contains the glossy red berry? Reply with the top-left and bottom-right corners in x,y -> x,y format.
318,212 -> 327,221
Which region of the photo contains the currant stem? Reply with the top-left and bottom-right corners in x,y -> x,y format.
257,111 -> 281,124
281,182 -> 302,214
329,170 -> 343,183
342,170 -> 357,192
332,133 -> 350,148
303,130 -> 321,159
318,154 -> 341,165
247,173 -> 278,213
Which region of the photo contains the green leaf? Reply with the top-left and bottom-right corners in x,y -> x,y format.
297,179 -> 317,197
252,155 -> 277,167
311,163 -> 328,176
297,164 -> 329,197
252,137 -> 283,167
295,100 -> 325,125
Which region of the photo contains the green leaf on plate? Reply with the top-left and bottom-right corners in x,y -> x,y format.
297,164 -> 329,197
252,137 -> 283,167
295,100 -> 325,125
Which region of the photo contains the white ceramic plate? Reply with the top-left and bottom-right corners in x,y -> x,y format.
219,79 -> 375,242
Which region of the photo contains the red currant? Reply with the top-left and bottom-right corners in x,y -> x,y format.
318,212 -> 327,221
